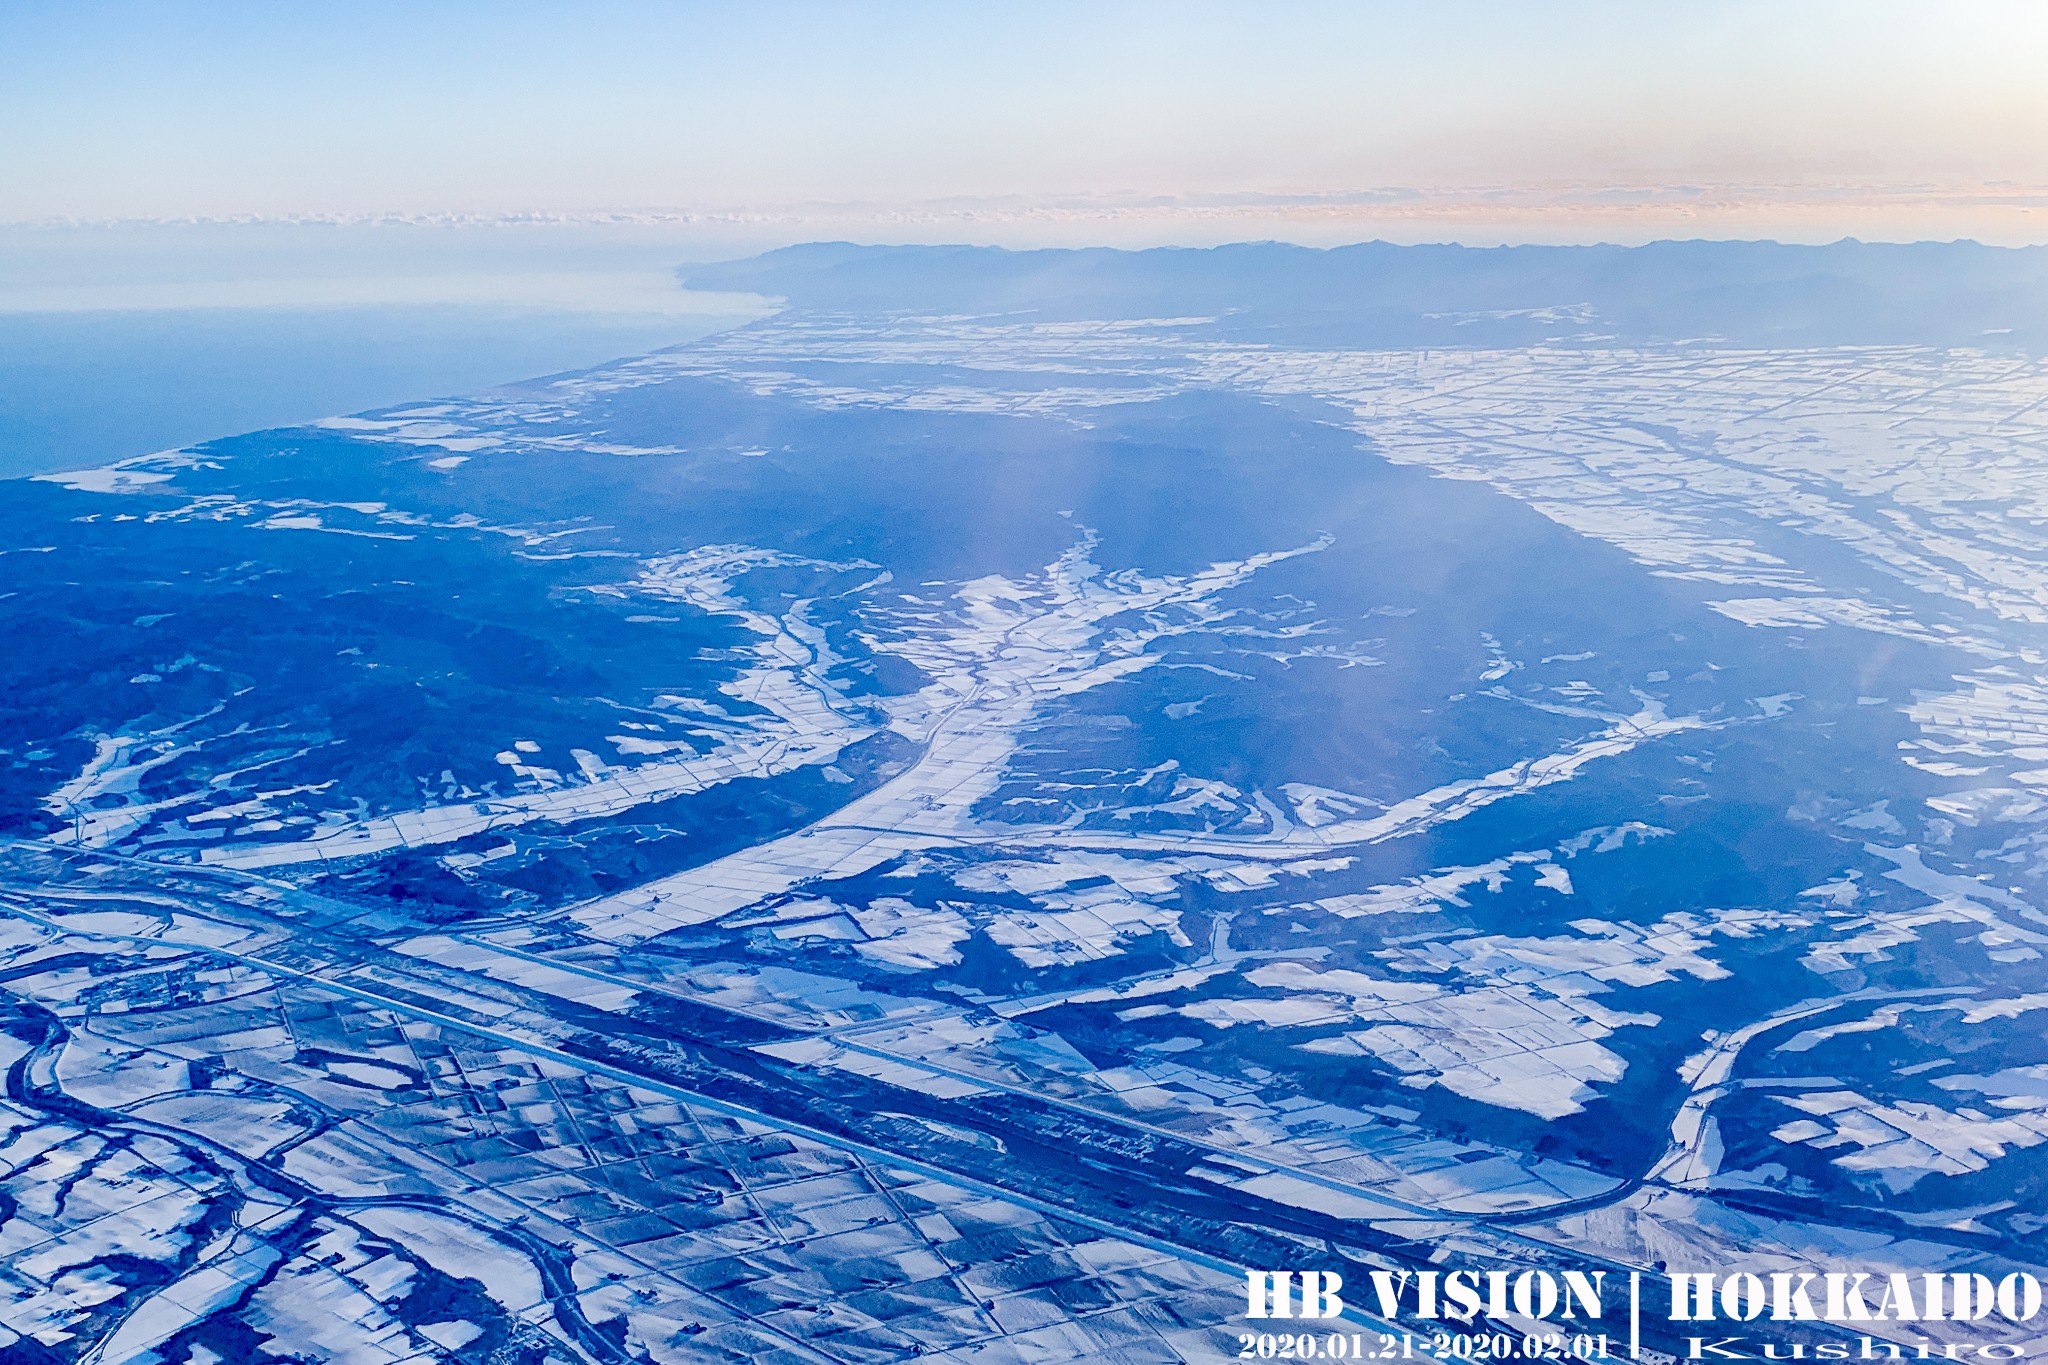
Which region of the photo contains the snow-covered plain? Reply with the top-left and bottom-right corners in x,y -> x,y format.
7,245 -> 2048,1360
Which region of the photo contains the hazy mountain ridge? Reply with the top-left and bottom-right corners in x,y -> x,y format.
686,237 -> 2048,348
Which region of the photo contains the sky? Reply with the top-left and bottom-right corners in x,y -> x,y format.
6,0 -> 2048,245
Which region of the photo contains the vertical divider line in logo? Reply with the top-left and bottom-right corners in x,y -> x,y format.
1628,1271 -> 1640,1360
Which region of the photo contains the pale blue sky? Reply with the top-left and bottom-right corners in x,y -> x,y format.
6,1 -> 2048,240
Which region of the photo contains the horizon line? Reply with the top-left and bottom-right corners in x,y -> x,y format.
6,180 -> 2047,251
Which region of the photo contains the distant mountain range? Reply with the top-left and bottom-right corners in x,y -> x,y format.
687,237 -> 2048,348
